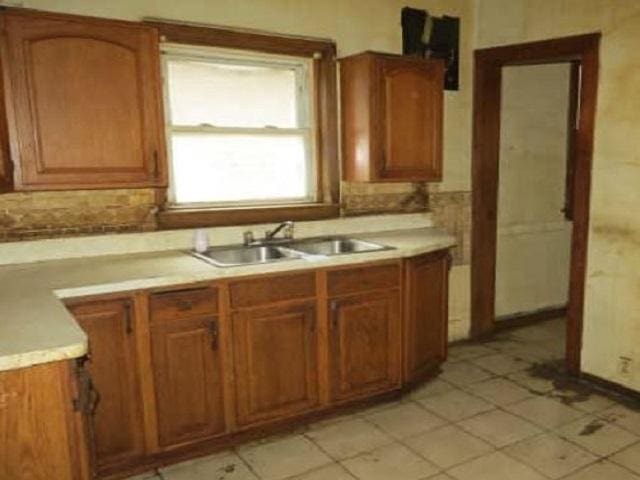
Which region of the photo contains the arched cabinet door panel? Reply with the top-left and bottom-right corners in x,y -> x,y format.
1,10 -> 166,190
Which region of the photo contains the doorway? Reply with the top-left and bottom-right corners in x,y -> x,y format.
471,34 -> 601,374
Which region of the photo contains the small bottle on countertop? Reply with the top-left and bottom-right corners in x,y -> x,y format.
193,229 -> 209,253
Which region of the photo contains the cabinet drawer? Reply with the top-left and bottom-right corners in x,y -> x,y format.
327,263 -> 400,297
229,273 -> 316,309
150,288 -> 218,322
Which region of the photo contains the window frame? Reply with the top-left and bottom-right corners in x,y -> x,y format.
149,21 -> 339,228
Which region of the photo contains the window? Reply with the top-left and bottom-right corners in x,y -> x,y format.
162,45 -> 317,207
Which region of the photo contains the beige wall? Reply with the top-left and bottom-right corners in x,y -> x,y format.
477,0 -> 640,390
495,64 -> 572,318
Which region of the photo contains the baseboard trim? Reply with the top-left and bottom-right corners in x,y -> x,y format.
580,372 -> 640,404
494,305 -> 567,332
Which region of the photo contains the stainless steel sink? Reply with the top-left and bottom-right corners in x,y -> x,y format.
288,237 -> 392,256
192,245 -> 304,267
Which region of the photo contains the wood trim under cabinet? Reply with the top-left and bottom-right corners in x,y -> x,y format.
157,203 -> 339,229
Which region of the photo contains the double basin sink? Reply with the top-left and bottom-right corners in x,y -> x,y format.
191,236 -> 393,267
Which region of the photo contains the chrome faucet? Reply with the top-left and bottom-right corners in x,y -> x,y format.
265,221 -> 295,241
243,221 -> 294,246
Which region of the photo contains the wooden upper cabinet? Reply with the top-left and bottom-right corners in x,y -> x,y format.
329,290 -> 401,402
67,298 -> 145,473
404,250 -> 450,384
0,9 -> 166,190
232,301 -> 319,426
340,52 -> 444,182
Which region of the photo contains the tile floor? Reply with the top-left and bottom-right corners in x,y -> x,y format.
128,318 -> 640,480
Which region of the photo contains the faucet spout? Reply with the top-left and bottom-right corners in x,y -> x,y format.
265,221 -> 294,241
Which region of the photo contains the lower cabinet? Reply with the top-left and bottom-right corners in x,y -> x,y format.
232,301 -> 319,426
404,250 -> 451,383
150,315 -> 226,447
329,290 -> 401,401
66,253 -> 451,479
67,299 -> 145,473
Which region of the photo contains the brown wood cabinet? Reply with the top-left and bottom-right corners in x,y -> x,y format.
149,288 -> 224,449
0,9 -> 166,190
57,254 -> 450,479
329,290 -> 401,401
0,361 -> 89,480
340,52 -> 444,182
67,299 -> 145,473
232,301 -> 319,426
404,250 -> 451,383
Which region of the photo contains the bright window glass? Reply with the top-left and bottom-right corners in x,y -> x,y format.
163,45 -> 315,207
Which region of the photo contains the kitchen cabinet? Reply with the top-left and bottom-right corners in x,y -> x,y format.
404,250 -> 451,383
59,254 -> 449,479
232,301 -> 319,426
327,263 -> 402,401
340,52 -> 444,182
329,291 -> 401,401
150,287 -> 224,448
68,298 -> 145,473
0,9 -> 166,190
0,361 -> 89,480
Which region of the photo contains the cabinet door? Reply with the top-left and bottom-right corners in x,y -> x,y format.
404,250 -> 450,383
150,316 -> 226,448
1,10 -> 166,190
232,302 -> 319,426
378,58 -> 443,181
329,291 -> 401,401
68,299 -> 145,472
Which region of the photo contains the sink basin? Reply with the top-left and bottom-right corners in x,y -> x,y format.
192,245 -> 304,267
289,237 -> 392,256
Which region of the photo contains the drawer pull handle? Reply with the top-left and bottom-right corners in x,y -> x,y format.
177,300 -> 193,311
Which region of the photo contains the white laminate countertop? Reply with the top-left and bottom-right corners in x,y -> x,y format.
0,227 -> 455,372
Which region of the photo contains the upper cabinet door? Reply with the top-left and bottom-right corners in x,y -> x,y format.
340,52 -> 443,183
0,10 -> 166,190
379,58 -> 443,181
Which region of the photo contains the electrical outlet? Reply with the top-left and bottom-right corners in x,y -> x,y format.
617,356 -> 633,376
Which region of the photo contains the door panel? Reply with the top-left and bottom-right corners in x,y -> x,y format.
68,299 -> 145,471
404,250 -> 450,383
1,10 -> 165,189
380,58 -> 443,180
232,302 -> 319,426
330,291 -> 401,401
151,316 -> 225,447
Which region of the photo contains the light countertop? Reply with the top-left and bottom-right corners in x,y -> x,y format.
0,227 -> 455,372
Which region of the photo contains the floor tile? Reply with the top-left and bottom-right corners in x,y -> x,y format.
510,322 -> 561,343
287,463 -> 355,480
599,404 -> 640,436
427,475 -> 456,480
610,442 -> 640,474
504,433 -> 597,478
447,451 -> 547,480
237,435 -> 331,480
464,378 -> 533,406
125,474 -> 160,480
417,389 -> 494,422
308,412 -> 358,429
549,390 -> 614,413
365,401 -> 447,439
457,409 -> 542,447
556,415 -> 639,456
439,361 -> 493,386
505,396 -> 584,429
562,460 -> 640,480
160,451 -> 258,480
404,424 -> 493,469
506,369 -> 556,393
305,418 -> 393,460
407,379 -> 456,400
470,353 -> 531,376
447,344 -> 496,361
341,442 -> 439,480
